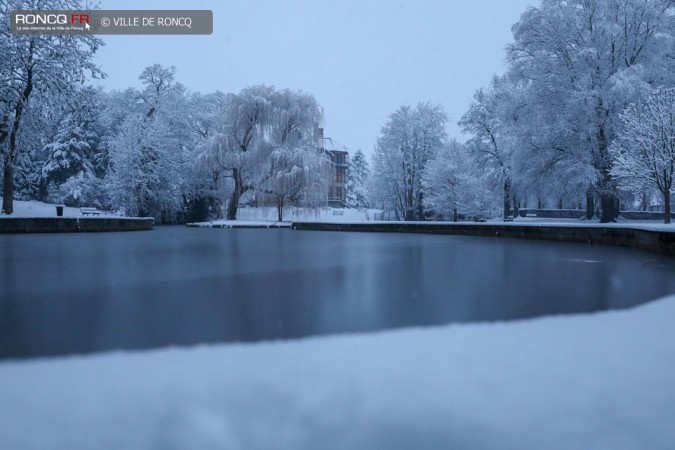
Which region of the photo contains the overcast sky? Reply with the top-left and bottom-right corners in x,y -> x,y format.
94,0 -> 534,156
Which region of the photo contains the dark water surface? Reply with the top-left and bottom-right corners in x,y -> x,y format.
2,226 -> 675,360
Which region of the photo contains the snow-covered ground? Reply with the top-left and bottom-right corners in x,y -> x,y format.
510,216 -> 675,231
0,199 -> 113,218
236,205 -> 379,223
188,220 -> 291,228
194,205 -> 675,231
5,199 -> 675,232
290,215 -> 675,232
1,296 -> 674,450
189,207 -> 379,227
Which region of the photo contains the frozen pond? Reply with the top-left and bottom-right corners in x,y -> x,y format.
2,226 -> 675,360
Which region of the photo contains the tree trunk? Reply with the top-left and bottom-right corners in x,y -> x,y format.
586,189 -> 594,220
664,189 -> 671,224
597,122 -> 619,223
2,118 -> 20,215
277,197 -> 284,222
503,178 -> 511,218
642,191 -> 648,212
226,190 -> 239,221
416,191 -> 424,221
38,178 -> 50,203
2,67 -> 33,216
2,105 -> 21,215
600,193 -> 619,223
226,168 -> 243,221
512,195 -> 519,218
2,162 -> 13,214
453,208 -> 458,223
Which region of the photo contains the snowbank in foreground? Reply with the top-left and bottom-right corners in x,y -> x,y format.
2,298 -> 674,450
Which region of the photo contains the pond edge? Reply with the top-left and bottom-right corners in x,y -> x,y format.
291,222 -> 675,256
0,217 -> 155,233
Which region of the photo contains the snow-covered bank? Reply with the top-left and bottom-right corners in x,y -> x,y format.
236,206 -> 378,223
193,205 -> 675,230
187,207 -> 378,227
512,216 -> 675,232
186,220 -> 291,228
2,296 -> 674,450
0,199 -> 153,232
0,199 -> 112,218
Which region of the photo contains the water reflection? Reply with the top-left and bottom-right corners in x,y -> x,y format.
1,227 -> 675,360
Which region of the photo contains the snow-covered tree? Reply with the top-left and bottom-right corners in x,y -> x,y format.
506,0 -> 675,221
459,76 -> 522,219
422,139 -> 486,221
137,65 -> 184,119
106,115 -> 187,219
196,86 -> 272,220
509,83 -> 597,215
187,91 -> 227,143
258,89 -> 329,221
2,92 -> 56,201
610,87 -> 675,223
181,91 -> 228,220
105,66 -> 191,220
346,149 -> 369,208
41,87 -> 105,205
0,0 -> 104,214
197,86 -> 329,221
263,145 -> 331,221
370,103 -> 447,220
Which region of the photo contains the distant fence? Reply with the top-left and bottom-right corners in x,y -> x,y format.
518,209 -> 674,220
519,209 -> 586,219
620,211 -> 675,220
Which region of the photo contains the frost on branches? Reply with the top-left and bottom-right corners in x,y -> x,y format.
422,140 -> 489,221
197,86 -> 330,221
504,0 -> 675,221
257,89 -> 330,221
346,149 -> 369,209
0,0 -> 104,214
611,88 -> 675,224
370,103 -> 447,221
105,65 -> 191,220
459,76 -> 522,220
41,87 -> 106,206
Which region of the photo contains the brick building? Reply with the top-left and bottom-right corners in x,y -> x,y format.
318,128 -> 349,207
